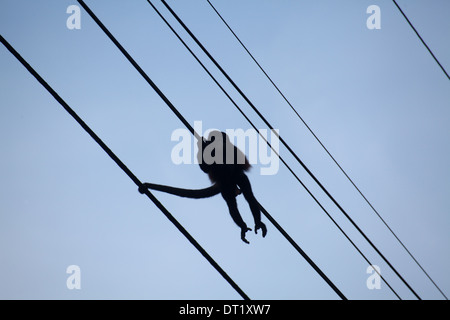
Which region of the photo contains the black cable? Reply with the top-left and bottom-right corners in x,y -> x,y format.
0,33 -> 250,301
74,0 -> 347,300
205,0 -> 408,274
258,203 -> 345,300
205,0 -> 445,300
391,0 -> 449,299
205,0 -> 396,245
209,0 -> 449,301
78,0 -> 199,140
160,0 -> 421,300
146,0 -> 401,300
392,0 -> 449,81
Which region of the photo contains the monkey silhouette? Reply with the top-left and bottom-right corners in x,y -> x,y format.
139,130 -> 267,244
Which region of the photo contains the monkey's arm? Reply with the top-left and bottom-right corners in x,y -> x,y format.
139,182 -> 220,199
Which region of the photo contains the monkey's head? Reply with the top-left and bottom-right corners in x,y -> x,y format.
203,130 -> 251,172
207,130 -> 229,143
196,130 -> 227,149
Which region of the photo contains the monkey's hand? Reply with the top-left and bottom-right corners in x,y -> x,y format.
254,222 -> 267,238
138,183 -> 149,194
240,226 -> 252,244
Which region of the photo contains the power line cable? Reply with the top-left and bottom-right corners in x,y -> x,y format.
391,0 -> 449,299
206,0 -> 447,300
391,1 -> 450,298
392,0 -> 449,81
0,33 -> 249,301
145,0 -> 399,300
160,0 -> 421,300
74,0 -> 347,299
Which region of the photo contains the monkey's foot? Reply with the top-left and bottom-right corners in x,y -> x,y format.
240,227 -> 252,244
255,222 -> 267,238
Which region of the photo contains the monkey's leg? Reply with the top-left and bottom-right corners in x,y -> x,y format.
221,187 -> 251,244
236,173 -> 267,238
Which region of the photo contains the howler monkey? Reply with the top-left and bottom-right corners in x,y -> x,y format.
139,130 -> 267,244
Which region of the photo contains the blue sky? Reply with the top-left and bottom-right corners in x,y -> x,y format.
0,0 -> 449,300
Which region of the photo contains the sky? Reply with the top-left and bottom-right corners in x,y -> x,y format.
0,0 -> 449,300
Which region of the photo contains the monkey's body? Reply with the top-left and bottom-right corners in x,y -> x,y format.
139,131 -> 267,243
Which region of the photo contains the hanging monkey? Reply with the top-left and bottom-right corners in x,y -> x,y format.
139,130 -> 267,244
